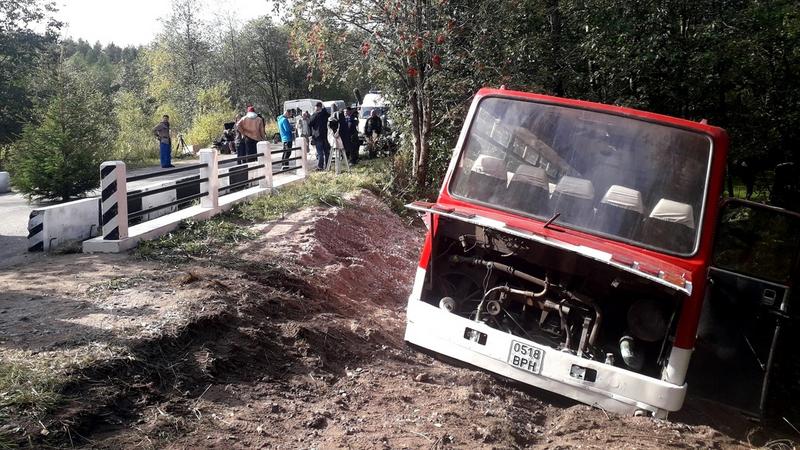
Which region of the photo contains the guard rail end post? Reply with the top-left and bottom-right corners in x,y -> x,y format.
300,137 -> 309,177
257,141 -> 273,191
199,148 -> 219,209
100,161 -> 128,240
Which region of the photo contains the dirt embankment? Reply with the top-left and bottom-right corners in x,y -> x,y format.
0,191 -> 772,448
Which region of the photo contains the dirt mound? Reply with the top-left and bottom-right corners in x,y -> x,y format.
0,191 -> 765,448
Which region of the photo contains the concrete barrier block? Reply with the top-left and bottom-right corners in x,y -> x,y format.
28,197 -> 100,252
0,171 -> 9,193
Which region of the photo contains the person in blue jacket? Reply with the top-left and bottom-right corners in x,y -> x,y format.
277,109 -> 294,169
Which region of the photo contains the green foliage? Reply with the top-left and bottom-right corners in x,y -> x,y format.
0,144 -> 10,172
136,217 -> 256,262
113,90 -> 158,163
186,84 -> 234,147
9,62 -> 111,201
264,120 -> 279,139
0,0 -> 61,145
235,164 -> 383,222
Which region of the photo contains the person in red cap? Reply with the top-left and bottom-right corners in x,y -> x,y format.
235,105 -> 266,163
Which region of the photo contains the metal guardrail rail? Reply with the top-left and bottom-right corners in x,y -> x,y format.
94,139 -> 310,243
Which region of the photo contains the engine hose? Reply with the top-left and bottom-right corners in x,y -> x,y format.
450,255 -> 549,296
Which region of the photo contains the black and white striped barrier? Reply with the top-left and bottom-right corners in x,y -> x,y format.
25,198 -> 101,252
100,161 -> 129,241
84,151 -> 216,253
81,144 -> 310,253
27,210 -> 43,251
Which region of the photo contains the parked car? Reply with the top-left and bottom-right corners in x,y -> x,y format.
405,86 -> 800,420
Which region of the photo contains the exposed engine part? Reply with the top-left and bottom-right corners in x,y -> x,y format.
439,296 -> 456,312
620,335 -> 644,370
627,298 -> 669,342
450,255 -> 604,354
486,300 -> 502,316
449,255 -> 549,295
578,316 -> 593,357
605,353 -> 615,365
564,291 -> 603,348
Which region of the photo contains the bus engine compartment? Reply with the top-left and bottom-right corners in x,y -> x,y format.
422,215 -> 685,382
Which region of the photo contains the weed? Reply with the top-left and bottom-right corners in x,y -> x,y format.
134,157 -> 419,264
234,160 -> 385,222
135,217 -> 256,262
0,360 -> 63,421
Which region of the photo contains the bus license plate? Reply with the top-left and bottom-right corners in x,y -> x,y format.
508,340 -> 545,375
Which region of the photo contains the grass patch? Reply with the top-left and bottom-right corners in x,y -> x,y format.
0,361 -> 62,414
134,157 -> 413,264
136,217 -> 256,262
234,160 -> 385,222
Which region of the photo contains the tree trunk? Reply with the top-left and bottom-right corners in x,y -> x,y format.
417,92 -> 432,189
409,89 -> 422,180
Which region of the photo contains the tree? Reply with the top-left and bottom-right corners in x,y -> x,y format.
290,0 -> 454,188
155,0 -> 213,123
10,61 -> 111,201
0,0 -> 61,144
187,83 -> 234,147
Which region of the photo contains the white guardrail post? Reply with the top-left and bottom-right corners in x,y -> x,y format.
257,141 -> 273,190
199,148 -> 219,209
300,137 -> 309,177
100,161 -> 128,240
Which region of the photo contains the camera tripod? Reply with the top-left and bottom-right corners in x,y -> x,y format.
174,133 -> 190,155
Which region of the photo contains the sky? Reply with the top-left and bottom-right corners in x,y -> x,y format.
56,0 -> 273,47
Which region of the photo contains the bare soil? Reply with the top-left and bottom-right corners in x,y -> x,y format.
0,191 -> 789,449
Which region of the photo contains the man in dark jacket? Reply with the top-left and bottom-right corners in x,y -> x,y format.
340,107 -> 359,165
308,101 -> 331,170
364,109 -> 383,158
152,115 -> 174,168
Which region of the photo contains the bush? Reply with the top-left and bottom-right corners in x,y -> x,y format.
265,120 -> 279,139
186,84 -> 234,148
112,90 -> 158,163
10,64 -> 111,201
186,110 -> 233,148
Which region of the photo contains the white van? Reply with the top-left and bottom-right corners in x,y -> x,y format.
358,91 -> 389,137
323,100 -> 346,115
283,98 -> 322,117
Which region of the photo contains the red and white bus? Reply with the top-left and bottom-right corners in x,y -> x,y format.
405,87 -> 800,418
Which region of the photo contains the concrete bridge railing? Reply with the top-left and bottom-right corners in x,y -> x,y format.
26,139 -> 310,254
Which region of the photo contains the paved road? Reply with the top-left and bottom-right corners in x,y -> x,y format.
0,144 -> 292,267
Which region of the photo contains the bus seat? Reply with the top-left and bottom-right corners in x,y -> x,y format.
507,165 -> 549,216
552,176 -> 595,227
640,199 -> 696,253
593,185 -> 644,238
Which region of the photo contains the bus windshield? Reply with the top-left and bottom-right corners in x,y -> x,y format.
449,97 -> 712,255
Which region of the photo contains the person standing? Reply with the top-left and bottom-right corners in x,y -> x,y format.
340,107 -> 359,165
152,115 -> 174,168
328,104 -> 346,164
296,110 -> 311,160
233,113 -> 246,163
308,101 -> 330,170
277,109 -> 294,170
365,109 -> 383,158
236,106 -> 266,163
